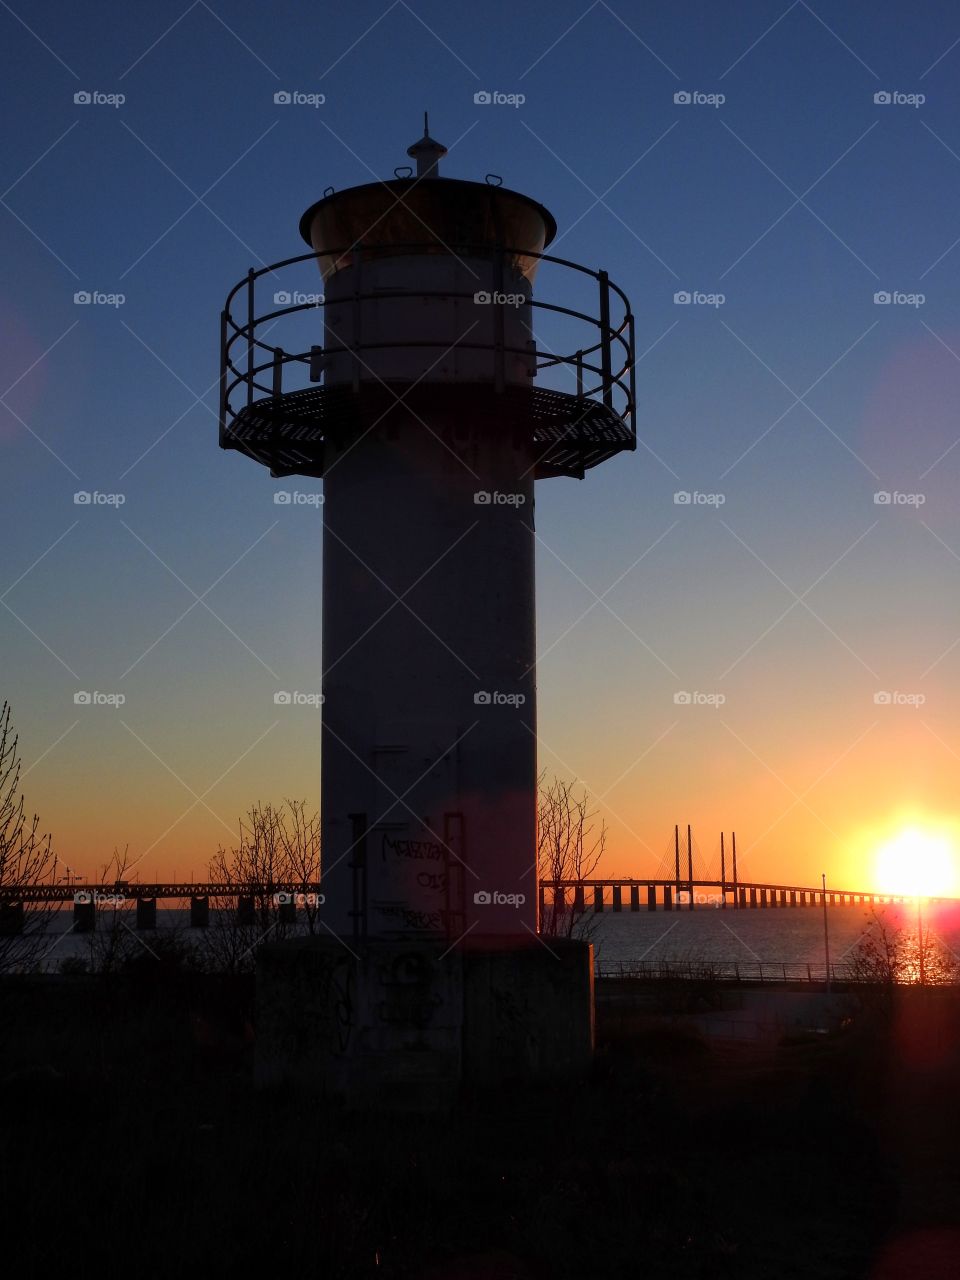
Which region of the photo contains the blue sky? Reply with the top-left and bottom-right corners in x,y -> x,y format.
3,0 -> 960,886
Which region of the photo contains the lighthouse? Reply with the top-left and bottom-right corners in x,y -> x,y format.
220,120 -> 635,1100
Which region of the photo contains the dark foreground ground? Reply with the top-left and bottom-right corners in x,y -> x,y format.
1,964 -> 959,1279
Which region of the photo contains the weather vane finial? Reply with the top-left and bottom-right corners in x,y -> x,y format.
406,113 -> 447,178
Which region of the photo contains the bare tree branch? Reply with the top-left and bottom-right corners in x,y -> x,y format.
0,702 -> 60,972
537,773 -> 605,943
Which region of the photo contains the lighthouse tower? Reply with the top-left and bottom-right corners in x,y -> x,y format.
220,120 -> 635,1099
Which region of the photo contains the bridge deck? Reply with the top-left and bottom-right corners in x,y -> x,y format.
0,878 -> 948,906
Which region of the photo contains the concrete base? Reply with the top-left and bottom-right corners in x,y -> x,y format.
461,935 -> 594,1088
255,934 -> 593,1108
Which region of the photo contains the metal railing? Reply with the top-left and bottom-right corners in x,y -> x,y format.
597,959 -> 863,983
219,241 -> 636,442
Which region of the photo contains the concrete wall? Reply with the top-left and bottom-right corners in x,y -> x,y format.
255,935 -> 593,1107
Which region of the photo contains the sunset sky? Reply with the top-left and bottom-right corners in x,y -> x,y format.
3,0 -> 960,892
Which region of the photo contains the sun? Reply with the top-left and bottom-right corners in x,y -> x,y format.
873,826 -> 959,898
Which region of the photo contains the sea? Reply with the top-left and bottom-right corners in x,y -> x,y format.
585,899 -> 960,980
20,899 -> 960,980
